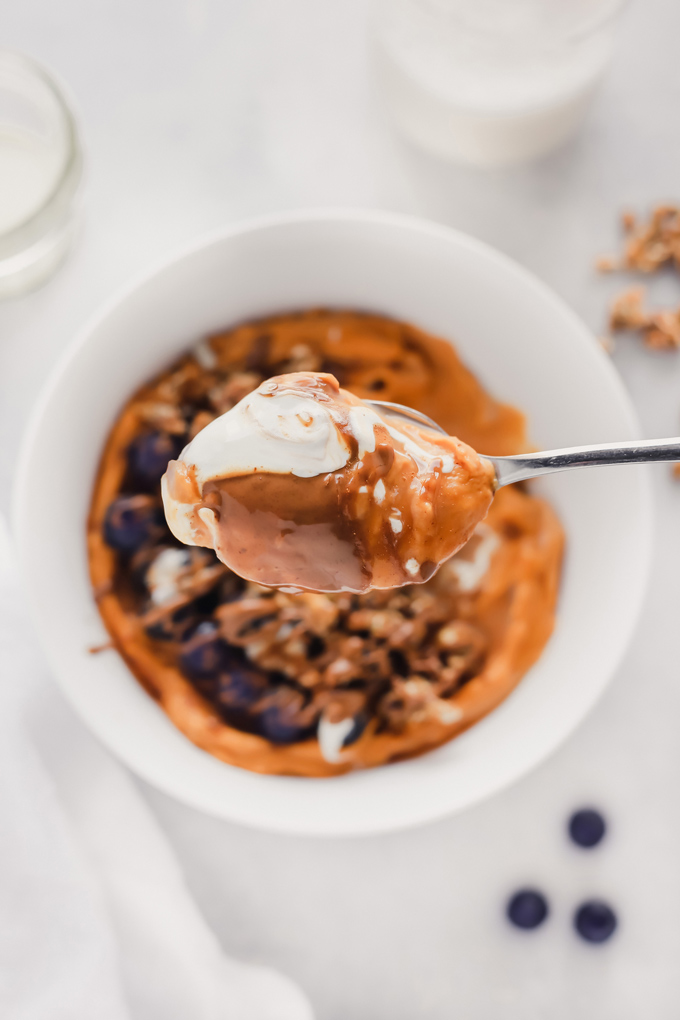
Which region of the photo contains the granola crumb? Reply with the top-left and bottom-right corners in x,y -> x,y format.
672,462 -> 680,480
622,205 -> 680,272
621,210 -> 637,233
609,286 -> 647,331
596,255 -> 618,273
608,284 -> 680,352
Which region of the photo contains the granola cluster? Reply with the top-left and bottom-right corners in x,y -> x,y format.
598,206 -> 680,274
599,206 -> 680,351
609,287 -> 680,351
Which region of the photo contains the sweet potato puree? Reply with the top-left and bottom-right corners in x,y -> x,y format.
87,310 -> 564,776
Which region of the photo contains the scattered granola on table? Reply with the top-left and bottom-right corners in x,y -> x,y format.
609,287 -> 680,351
597,207 -> 680,480
88,309 -> 564,777
598,206 -> 680,352
598,206 -> 680,274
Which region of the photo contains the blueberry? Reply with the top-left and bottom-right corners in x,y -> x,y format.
574,900 -> 617,943
217,667 -> 264,710
103,496 -> 160,552
569,809 -> 606,849
256,692 -> 315,745
179,622 -> 234,681
506,889 -> 549,930
128,431 -> 182,486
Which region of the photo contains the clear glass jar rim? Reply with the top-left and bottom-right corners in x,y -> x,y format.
0,49 -> 82,246
395,0 -> 628,47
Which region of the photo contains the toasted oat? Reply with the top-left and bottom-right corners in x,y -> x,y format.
284,343 -> 322,373
136,401 -> 187,435
609,287 -> 647,331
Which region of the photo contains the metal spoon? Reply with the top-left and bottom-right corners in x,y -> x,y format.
368,399 -> 680,488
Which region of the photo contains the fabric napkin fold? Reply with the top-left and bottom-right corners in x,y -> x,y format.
0,514 -> 313,1020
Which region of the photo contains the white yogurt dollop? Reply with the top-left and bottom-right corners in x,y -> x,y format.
183,377 -> 355,484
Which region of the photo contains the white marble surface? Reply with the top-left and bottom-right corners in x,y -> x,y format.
4,0 -> 680,1016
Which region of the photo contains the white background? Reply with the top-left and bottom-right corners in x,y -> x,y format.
3,1 -> 680,1016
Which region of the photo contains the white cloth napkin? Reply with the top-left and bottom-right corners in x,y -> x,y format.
0,514 -> 313,1020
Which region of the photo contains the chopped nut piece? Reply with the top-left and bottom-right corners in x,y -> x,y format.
623,206 -> 680,272
136,401 -> 187,435
596,255 -> 618,273
609,287 -> 647,331
284,343 -> 321,372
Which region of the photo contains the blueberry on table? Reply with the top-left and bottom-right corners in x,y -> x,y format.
574,900 -> 617,943
179,622 -> 234,681
506,889 -> 549,930
569,809 -> 606,848
128,431 -> 182,485
103,495 -> 160,552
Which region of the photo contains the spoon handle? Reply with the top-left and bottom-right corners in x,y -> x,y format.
489,437 -> 680,487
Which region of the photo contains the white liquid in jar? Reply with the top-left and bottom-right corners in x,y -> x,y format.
0,128 -> 62,235
372,0 -> 620,166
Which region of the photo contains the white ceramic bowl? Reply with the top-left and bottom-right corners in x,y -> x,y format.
13,210 -> 651,836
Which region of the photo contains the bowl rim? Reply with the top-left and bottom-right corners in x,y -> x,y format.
12,207 -> 653,835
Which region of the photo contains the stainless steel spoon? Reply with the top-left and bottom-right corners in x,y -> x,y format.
368,399 -> 680,488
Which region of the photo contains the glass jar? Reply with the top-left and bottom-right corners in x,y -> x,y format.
0,51 -> 83,298
371,0 -> 627,167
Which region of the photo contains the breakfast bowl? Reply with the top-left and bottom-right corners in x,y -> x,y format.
12,210 -> 652,836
